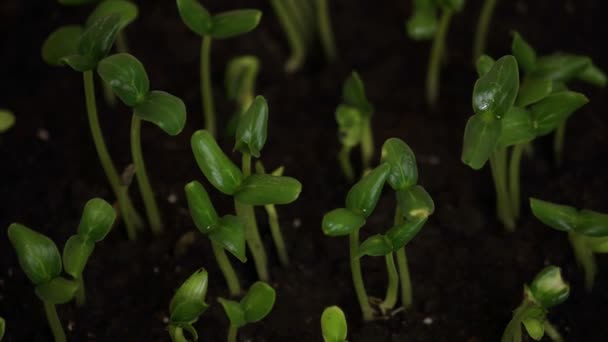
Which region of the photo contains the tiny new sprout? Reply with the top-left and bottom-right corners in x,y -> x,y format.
191,96 -> 302,281
42,14 -> 142,239
462,54 -> 588,230
530,198 -> 608,291
176,0 -> 262,137
502,266 -> 570,342
218,281 -> 276,342
168,268 -> 209,342
224,55 -> 260,136
185,181 -> 246,295
336,71 -> 375,181
472,0 -> 498,63
97,53 -> 187,235
321,306 -> 347,342
509,31 -> 606,165
406,0 -> 465,106
0,109 -> 15,133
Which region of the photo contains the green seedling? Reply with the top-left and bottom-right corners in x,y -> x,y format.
509,31 -> 606,165
472,0 -> 498,63
97,53 -> 187,234
218,281 -> 276,342
185,181 -> 246,295
0,317 -> 5,341
336,71 -> 375,181
501,266 -> 569,342
8,198 -> 114,342
462,54 -> 588,230
42,14 -> 142,239
530,198 -> 608,291
316,0 -> 338,63
0,109 -> 15,133
176,0 -> 262,137
321,306 -> 347,342
406,0 -> 465,106
168,268 -> 209,342
225,55 -> 260,136
191,96 -> 302,281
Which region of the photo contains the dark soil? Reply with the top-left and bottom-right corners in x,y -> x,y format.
1,0 -> 608,341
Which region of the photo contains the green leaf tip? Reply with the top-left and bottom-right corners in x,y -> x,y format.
8,223 -> 62,285
321,306 -> 347,342
170,268 -> 210,324
191,130 -> 243,195
322,208 -> 366,237
234,95 -> 268,157
529,266 -> 570,309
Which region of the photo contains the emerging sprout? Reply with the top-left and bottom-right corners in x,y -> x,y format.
0,109 -> 15,133
501,266 -> 569,342
97,53 -> 187,234
176,0 -> 262,137
406,0 -> 465,106
168,268 -> 209,342
321,306 -> 347,342
218,281 -> 276,342
225,55 -> 260,136
530,198 -> 608,291
41,14 -> 142,239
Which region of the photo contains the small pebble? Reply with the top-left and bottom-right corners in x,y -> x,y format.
153,266 -> 159,274
162,316 -> 169,324
293,218 -> 302,228
37,128 -> 50,141
167,193 -> 178,204
67,321 -> 75,332
423,317 -> 433,325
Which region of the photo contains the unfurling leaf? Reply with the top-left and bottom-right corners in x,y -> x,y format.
335,105 -> 362,147
345,163 -> 390,217
357,235 -> 393,257
77,14 -> 122,66
529,198 -> 578,232
87,0 -> 138,30
210,10 -> 262,39
191,130 -> 243,195
497,107 -> 535,148
97,53 -> 150,106
516,77 -> 553,107
342,71 -> 373,116
35,277 -> 79,304
240,281 -> 276,323
77,198 -> 116,242
134,91 -> 187,136
529,266 -> 570,309
530,91 -> 588,136
386,217 -> 427,250
234,95 -> 268,157
472,55 -> 519,119
62,235 -> 95,279
185,181 -> 220,234
234,174 -> 302,205
322,208 -> 365,237
381,138 -> 418,190
170,268 -> 209,324
396,185 -> 435,220
321,306 -> 348,342
476,54 -> 495,77
42,26 -> 83,66
511,32 -> 536,73
8,223 -> 62,285
176,0 -> 212,36
209,215 -> 247,262
461,114 -> 501,170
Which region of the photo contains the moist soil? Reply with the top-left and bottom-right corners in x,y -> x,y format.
1,0 -> 608,341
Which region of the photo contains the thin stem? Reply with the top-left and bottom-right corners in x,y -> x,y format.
544,320 -> 565,342
394,206 -> 413,309
316,0 -> 337,62
75,276 -> 85,307
265,203 -> 290,267
508,144 -> 524,220
115,30 -> 129,53
472,0 -> 498,63
83,71 -> 141,240
338,145 -> 354,182
270,0 -> 307,73
349,230 -> 374,321
501,301 -> 535,342
131,115 -> 163,234
169,326 -> 188,342
227,325 -> 238,342
211,240 -> 242,296
360,118 -> 374,173
554,121 -> 566,166
43,301 -> 66,342
379,252 -> 399,313
490,151 -> 515,231
201,36 -> 216,136
426,10 -> 452,107
569,232 -> 596,291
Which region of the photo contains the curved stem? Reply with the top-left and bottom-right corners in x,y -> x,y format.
472,0 -> 498,63
569,232 -> 596,292
316,0 -> 337,62
501,301 -> 535,342
544,320 -> 565,342
379,252 -> 399,313
169,326 -> 188,342
227,325 -> 238,342
349,230 -> 374,321
201,36 -> 216,136
508,144 -> 524,220
83,71 -> 140,240
211,240 -> 242,296
265,203 -> 290,267
115,31 -> 129,53
490,150 -> 515,231
554,121 -> 566,166
393,206 -> 413,309
360,118 -> 374,173
43,301 -> 66,342
338,145 -> 355,182
270,0 -> 306,73
74,276 -> 85,307
131,115 -> 163,234
426,10 -> 452,107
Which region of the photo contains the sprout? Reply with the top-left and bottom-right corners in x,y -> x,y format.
97,53 -> 187,235
41,14 -> 142,239
0,109 -> 15,133
168,268 -> 209,342
530,198 -> 608,291
406,0 -> 465,106
501,266 -> 569,342
176,0 -> 262,137
321,306 -> 347,342
224,55 -> 260,136
218,281 -> 276,342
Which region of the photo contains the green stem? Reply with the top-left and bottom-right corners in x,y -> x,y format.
227,325 -> 238,342
131,115 -> 163,234
544,320 -> 565,342
265,203 -> 290,267
169,326 -> 188,342
211,240 -> 242,296
472,0 -> 498,63
270,0 -> 307,73
316,0 -> 337,62
349,230 -> 374,321
501,301 -> 538,342
235,154 -> 269,281
569,232 -> 596,291
394,206 -> 413,309
360,118 -> 374,173
115,30 -> 129,53
338,145 -> 355,182
83,71 -> 141,240
379,252 -> 399,313
43,301 -> 66,342
75,276 -> 85,307
426,10 -> 452,107
508,144 -> 524,220
489,150 -> 515,231
201,35 -> 216,137
554,121 -> 566,166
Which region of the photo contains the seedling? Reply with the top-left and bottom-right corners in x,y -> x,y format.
97,52 -> 187,234
168,268 -> 209,342
530,198 -> 608,291
501,266 -> 569,342
472,0 -> 498,63
41,14 -> 142,239
224,55 -> 260,136
0,109 -> 15,133
190,96 -> 302,281
336,71 -> 375,181
462,55 -> 588,230
509,31 -> 606,165
321,306 -> 347,342
8,198 -> 115,342
218,281 -> 276,342
185,181 -> 246,295
406,0 -> 465,106
176,0 -> 262,137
